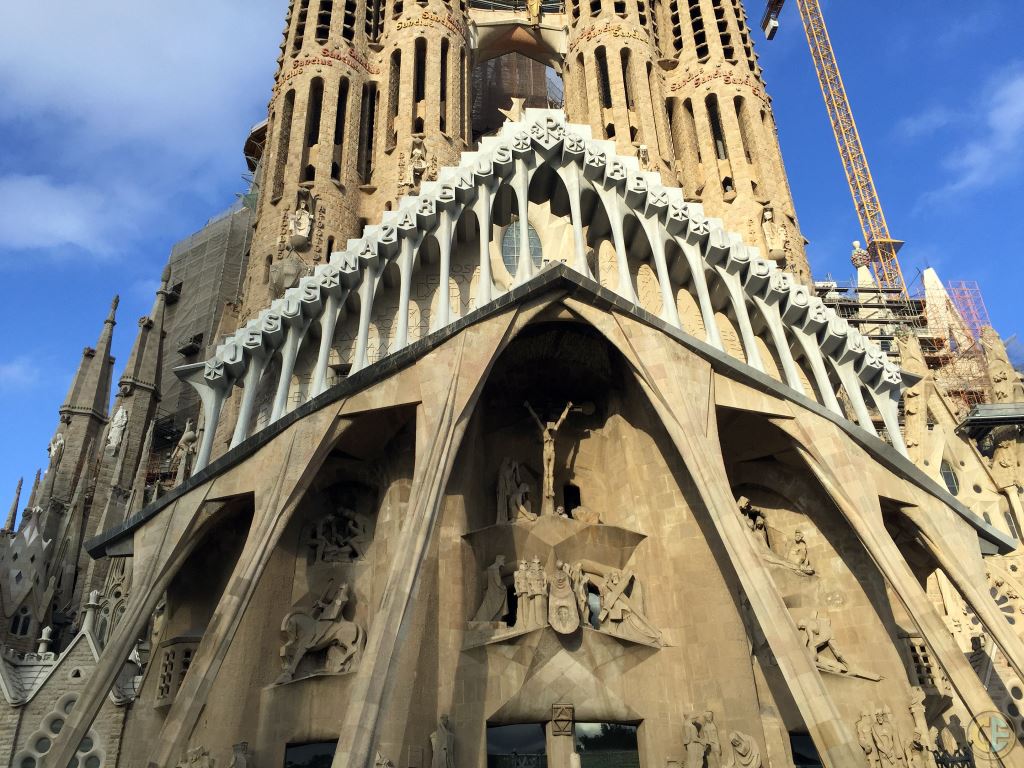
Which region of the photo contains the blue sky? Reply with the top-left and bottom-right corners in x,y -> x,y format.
0,1 -> 1021,506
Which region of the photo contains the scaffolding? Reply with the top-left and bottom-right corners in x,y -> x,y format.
815,270 -> 994,423
947,280 -> 991,341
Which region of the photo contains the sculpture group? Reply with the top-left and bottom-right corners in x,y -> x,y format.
681,712 -> 761,768
737,497 -> 814,576
472,555 -> 662,645
308,507 -> 372,562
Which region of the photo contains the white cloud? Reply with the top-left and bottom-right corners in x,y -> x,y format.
0,2 -> 282,262
0,1 -> 281,153
895,106 -> 955,141
0,175 -> 113,253
0,358 -> 40,390
940,65 -> 1024,193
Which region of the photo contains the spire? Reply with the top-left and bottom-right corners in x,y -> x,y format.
117,271 -> 169,404
26,469 -> 40,509
6,478 -> 21,531
60,295 -> 119,423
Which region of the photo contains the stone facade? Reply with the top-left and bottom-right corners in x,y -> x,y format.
1,2 -> 1023,768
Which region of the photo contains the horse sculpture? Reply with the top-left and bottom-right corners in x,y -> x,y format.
277,582 -> 365,683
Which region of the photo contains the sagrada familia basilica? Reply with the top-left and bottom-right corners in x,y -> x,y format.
1,0 -> 1023,766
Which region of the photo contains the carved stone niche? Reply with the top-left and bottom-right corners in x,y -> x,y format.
276,475 -> 382,684
299,479 -> 379,571
462,515 -> 664,649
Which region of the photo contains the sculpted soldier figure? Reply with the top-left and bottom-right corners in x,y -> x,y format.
528,556 -> 549,628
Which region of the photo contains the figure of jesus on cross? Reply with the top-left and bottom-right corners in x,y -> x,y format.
524,400 -> 573,517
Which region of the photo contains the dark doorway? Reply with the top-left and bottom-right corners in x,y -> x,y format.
284,741 -> 337,768
576,722 -> 640,768
563,483 -> 582,517
790,732 -> 823,768
487,723 -> 547,768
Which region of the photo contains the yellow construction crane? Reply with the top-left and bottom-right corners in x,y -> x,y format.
760,0 -> 909,297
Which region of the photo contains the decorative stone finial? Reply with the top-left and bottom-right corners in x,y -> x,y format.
37,626 -> 53,655
82,589 -> 102,636
107,295 -> 120,323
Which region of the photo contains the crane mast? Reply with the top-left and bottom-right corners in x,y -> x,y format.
761,0 -> 909,297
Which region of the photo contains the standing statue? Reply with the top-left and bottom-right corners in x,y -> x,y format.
570,561 -> 591,627
548,560 -> 581,634
724,732 -> 762,768
857,712 -> 880,768
496,457 -> 535,524
409,137 -> 429,187
277,582 -> 365,683
786,530 -> 815,575
472,555 -> 509,623
228,743 -> 250,768
524,400 -> 574,516
431,715 -> 456,768
682,714 -> 706,768
870,709 -> 908,768
514,559 -> 531,629
171,419 -> 198,484
907,687 -> 938,768
48,432 -> 65,469
526,0 -> 542,25
528,556 -> 549,628
702,712 -> 722,768
107,406 -> 129,452
761,206 -> 789,263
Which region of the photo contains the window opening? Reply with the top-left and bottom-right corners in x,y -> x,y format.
940,460 -> 960,496
316,0 -> 334,43
501,221 -> 543,275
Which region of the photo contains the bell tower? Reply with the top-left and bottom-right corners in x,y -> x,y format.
241,0 -> 473,318
659,0 -> 811,281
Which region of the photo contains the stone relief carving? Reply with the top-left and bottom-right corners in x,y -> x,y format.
857,707 -> 908,768
724,732 -> 762,768
375,751 -> 395,768
277,582 -> 365,683
472,555 -> 509,623
496,457 -> 535,524
107,406 -> 128,451
799,611 -> 879,681
549,561 -> 581,634
525,400 -> 574,516
430,714 -> 455,768
308,506 -> 373,562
